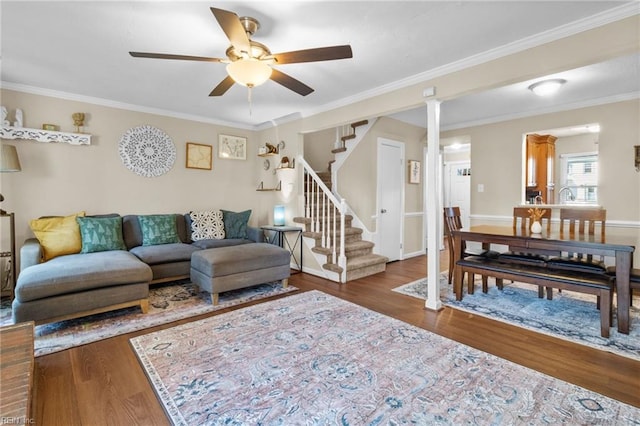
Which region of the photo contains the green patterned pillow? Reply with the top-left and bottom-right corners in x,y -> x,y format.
138,214 -> 181,246
77,216 -> 127,253
221,209 -> 251,239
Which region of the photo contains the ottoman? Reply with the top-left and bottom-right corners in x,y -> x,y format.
190,243 -> 291,305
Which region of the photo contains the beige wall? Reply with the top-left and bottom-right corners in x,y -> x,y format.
0,89 -> 282,264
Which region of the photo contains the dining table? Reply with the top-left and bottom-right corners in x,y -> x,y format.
452,225 -> 636,334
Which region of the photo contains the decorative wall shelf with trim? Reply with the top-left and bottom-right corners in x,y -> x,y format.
1,126 -> 91,145
256,181 -> 281,192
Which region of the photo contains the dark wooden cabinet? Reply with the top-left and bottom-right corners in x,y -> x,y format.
525,134 -> 556,204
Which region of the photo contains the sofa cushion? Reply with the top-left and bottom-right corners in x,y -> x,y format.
221,209 -> 251,239
77,216 -> 127,253
189,210 -> 225,241
29,211 -> 86,261
191,238 -> 252,250
138,214 -> 181,246
15,250 -> 152,302
129,242 -> 200,265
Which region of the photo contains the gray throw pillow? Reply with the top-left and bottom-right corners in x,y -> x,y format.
221,209 -> 251,239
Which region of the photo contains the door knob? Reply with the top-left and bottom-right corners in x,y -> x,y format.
380,209 -> 387,213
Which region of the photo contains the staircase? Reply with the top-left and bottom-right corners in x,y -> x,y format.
294,120 -> 388,283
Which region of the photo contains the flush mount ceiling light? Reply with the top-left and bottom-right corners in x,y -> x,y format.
528,78 -> 567,96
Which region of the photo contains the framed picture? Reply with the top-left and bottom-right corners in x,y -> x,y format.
218,134 -> 247,160
186,142 -> 213,170
408,160 -> 421,184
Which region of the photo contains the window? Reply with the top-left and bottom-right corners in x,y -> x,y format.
559,152 -> 598,204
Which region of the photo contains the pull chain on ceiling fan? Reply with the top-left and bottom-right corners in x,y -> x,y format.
129,7 -> 353,100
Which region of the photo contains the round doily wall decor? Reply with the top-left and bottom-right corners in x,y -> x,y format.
119,125 -> 176,177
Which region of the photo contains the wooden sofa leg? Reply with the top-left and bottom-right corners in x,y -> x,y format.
212,293 -> 219,306
140,299 -> 149,314
282,278 -> 288,289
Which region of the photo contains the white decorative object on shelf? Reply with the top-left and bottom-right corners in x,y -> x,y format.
1,107 -> 9,127
0,126 -> 91,145
119,125 -> 176,177
13,109 -> 23,127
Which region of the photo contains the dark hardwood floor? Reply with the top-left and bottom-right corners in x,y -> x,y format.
33,254 -> 639,425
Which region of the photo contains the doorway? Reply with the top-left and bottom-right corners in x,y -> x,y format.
377,138 -> 404,261
444,161 -> 471,227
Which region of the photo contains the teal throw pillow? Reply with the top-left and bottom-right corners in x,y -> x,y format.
221,209 -> 251,239
138,214 -> 181,246
77,216 -> 127,253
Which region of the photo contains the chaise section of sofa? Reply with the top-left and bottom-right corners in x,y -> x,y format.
13,248 -> 152,324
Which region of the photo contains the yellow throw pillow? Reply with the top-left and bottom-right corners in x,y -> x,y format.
29,211 -> 86,261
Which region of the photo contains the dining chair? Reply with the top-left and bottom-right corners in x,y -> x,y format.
546,207 -> 607,299
443,206 -> 500,293
552,207 -> 607,270
513,207 -> 552,233
559,207 -> 606,239
504,207 -> 554,297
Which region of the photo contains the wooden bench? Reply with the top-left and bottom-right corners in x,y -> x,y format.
456,256 -> 614,337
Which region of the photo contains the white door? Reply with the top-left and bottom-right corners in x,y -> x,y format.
377,138 -> 404,261
445,161 -> 471,227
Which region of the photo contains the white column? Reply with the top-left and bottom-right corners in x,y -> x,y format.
425,98 -> 443,311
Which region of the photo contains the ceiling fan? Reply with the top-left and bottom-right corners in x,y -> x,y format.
129,7 -> 353,97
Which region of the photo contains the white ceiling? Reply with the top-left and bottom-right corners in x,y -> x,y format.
1,1 -> 639,130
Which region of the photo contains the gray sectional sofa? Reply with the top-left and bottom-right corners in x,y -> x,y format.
13,213 -> 290,325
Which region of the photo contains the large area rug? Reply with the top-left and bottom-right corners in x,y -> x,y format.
392,275 -> 640,360
0,281 -> 296,357
130,290 -> 639,425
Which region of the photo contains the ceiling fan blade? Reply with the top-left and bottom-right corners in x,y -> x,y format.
270,69 -> 314,96
209,76 -> 235,96
129,52 -> 224,63
273,45 -> 353,64
210,7 -> 250,54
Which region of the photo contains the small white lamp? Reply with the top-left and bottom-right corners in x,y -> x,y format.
273,205 -> 285,226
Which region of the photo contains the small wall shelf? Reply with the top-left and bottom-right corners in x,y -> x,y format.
256,181 -> 281,192
257,153 -> 278,157
1,126 -> 91,145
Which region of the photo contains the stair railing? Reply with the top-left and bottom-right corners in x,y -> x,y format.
299,156 -> 347,282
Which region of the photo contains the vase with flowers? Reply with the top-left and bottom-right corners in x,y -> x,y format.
527,207 -> 544,233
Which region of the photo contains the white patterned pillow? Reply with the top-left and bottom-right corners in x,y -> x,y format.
189,210 -> 225,240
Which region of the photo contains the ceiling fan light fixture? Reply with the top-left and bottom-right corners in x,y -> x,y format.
226,58 -> 272,88
528,78 -> 567,97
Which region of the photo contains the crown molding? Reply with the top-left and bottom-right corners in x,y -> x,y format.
441,91 -> 640,132
0,81 -> 256,131
300,3 -> 640,120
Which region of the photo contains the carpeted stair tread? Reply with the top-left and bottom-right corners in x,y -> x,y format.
322,254 -> 388,280
312,240 -> 374,257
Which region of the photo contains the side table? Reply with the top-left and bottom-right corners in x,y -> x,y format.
1,212 -> 16,300
260,225 -> 303,274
